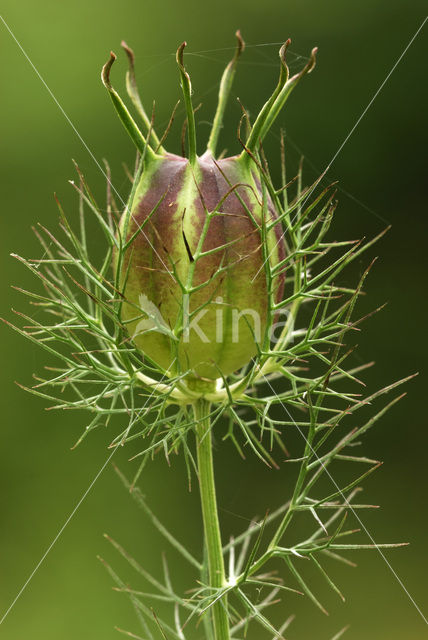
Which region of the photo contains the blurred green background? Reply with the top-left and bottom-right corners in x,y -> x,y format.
1,1 -> 427,638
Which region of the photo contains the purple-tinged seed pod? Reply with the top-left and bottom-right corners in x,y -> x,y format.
102,33 -> 317,384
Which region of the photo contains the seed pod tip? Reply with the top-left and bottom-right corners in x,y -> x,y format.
101,51 -> 117,88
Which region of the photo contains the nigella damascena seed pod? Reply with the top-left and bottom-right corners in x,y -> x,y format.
102,35 -> 317,384
120,152 -> 285,380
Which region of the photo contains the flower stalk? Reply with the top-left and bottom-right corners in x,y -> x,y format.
194,399 -> 230,640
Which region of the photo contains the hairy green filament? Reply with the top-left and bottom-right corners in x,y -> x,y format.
176,42 -> 198,165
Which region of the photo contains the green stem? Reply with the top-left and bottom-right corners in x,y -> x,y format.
194,399 -> 230,640
269,415 -> 316,550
